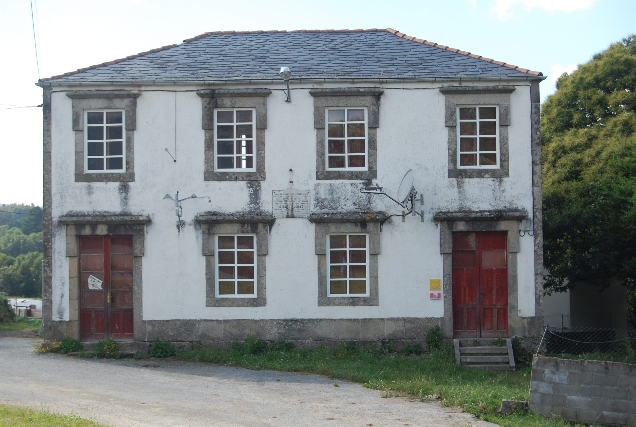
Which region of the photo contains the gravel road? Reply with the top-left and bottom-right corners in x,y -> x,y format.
0,337 -> 498,427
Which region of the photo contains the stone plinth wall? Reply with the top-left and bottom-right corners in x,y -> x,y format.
530,356 -> 636,425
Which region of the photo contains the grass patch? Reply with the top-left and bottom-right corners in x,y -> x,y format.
0,317 -> 41,332
176,340 -> 582,427
0,404 -> 104,426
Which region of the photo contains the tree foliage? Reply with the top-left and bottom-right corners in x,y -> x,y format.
542,36 -> 636,319
0,204 -> 43,297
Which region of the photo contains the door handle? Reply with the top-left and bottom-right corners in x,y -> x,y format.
107,293 -> 111,304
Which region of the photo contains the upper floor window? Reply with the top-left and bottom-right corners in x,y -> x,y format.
67,90 -> 140,183
326,108 -> 368,171
457,106 -> 499,169
215,109 -> 256,172
85,110 -> 125,172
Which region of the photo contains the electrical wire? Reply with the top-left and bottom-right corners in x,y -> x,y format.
30,0 -> 41,80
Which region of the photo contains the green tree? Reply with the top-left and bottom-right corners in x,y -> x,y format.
20,207 -> 43,234
0,252 -> 42,297
542,35 -> 636,325
0,228 -> 42,257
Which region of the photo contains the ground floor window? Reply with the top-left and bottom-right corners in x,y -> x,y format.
327,234 -> 369,296
216,234 -> 256,297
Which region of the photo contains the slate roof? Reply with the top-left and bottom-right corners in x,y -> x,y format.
39,29 -> 543,86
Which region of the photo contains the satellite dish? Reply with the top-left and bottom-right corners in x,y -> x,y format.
397,169 -> 414,205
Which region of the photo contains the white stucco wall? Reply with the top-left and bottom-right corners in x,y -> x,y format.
49,82 -> 537,322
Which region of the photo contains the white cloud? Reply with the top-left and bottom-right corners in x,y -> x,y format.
493,0 -> 595,20
550,63 -> 578,90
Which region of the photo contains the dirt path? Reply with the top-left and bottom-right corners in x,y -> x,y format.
0,337 -> 498,427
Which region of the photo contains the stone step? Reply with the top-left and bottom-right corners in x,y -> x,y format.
461,355 -> 510,364
461,346 -> 508,354
464,364 -> 512,371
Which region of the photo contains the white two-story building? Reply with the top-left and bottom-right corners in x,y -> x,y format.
38,28 -> 545,344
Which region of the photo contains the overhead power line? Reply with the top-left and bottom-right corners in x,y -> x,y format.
30,0 -> 41,80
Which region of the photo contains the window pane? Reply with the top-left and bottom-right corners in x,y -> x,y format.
349,250 -> 366,263
349,280 -> 367,294
218,281 -> 235,295
349,265 -> 366,279
328,156 -> 345,168
217,141 -> 234,155
347,109 -> 365,122
479,137 -> 497,152
460,154 -> 477,166
107,141 -> 123,156
217,111 -> 234,123
236,236 -> 254,249
348,140 -> 365,154
217,125 -> 234,139
236,110 -> 252,123
236,156 -> 254,169
330,266 -> 347,279
87,112 -> 103,124
347,123 -> 365,138
328,140 -> 345,154
87,127 -> 103,140
348,156 -> 365,168
459,108 -> 476,120
328,124 -> 344,138
217,156 -> 234,169
106,158 -> 123,170
218,251 -> 235,264
329,235 -> 346,248
330,281 -> 347,294
329,250 -> 347,263
218,266 -> 234,280
460,138 -> 476,152
218,236 -> 234,249
459,122 -> 476,136
106,126 -> 123,140
87,142 -> 103,156
236,124 -> 253,138
479,122 -> 497,135
237,266 -> 254,280
237,281 -> 254,294
327,109 -> 345,122
87,158 -> 104,170
237,251 -> 254,264
480,153 -> 497,166
349,235 -> 366,248
479,107 -> 496,120
235,140 -> 253,155
106,111 -> 123,124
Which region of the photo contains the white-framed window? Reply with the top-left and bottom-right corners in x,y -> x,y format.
215,234 -> 257,297
457,106 -> 499,169
327,234 -> 369,296
85,110 -> 125,172
215,109 -> 256,171
326,108 -> 368,170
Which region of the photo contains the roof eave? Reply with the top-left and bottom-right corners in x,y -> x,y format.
37,74 -> 546,88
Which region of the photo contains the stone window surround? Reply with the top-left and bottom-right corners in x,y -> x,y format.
309,88 -> 383,181
197,89 -> 271,181
440,86 -> 515,179
57,214 -> 150,341
435,209 -> 527,338
67,90 -> 140,183
197,213 -> 274,307
311,213 -> 382,307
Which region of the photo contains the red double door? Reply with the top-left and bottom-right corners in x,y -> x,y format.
79,235 -> 134,340
452,232 -> 508,338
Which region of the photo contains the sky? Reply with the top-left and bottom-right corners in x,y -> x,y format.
1,0 -> 634,206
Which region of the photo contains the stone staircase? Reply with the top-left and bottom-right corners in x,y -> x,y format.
454,338 -> 516,370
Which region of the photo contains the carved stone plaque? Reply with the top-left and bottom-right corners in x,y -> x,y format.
273,189 -> 310,218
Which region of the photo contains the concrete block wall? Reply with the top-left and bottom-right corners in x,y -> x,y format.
530,356 -> 636,425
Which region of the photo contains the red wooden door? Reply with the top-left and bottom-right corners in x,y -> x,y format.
452,232 -> 508,338
79,236 -> 134,340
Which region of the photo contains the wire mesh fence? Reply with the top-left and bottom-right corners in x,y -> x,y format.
536,326 -> 636,364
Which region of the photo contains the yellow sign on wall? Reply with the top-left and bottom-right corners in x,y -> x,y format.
429,279 -> 441,291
